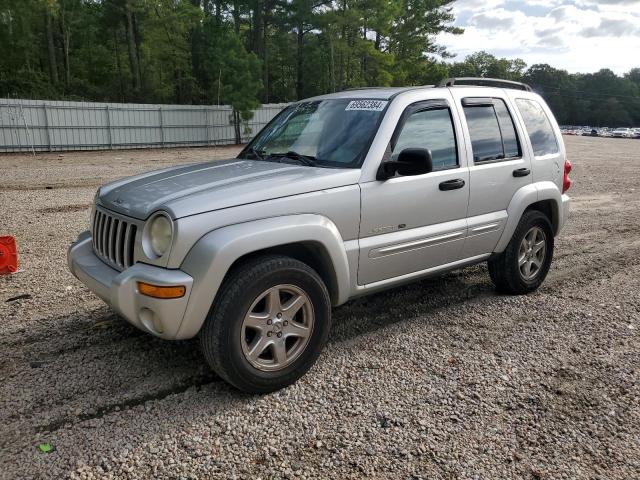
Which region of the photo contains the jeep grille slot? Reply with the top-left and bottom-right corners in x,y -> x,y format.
92,209 -> 137,270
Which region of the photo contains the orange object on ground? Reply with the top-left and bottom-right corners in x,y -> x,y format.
0,236 -> 18,274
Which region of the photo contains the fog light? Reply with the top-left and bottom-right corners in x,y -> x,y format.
139,307 -> 164,334
137,282 -> 185,299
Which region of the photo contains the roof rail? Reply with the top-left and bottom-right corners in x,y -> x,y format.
438,77 -> 533,92
342,86 -> 396,91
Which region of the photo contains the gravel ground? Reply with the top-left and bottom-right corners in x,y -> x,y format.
0,137 -> 638,479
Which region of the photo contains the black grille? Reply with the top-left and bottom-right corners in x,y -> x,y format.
92,209 -> 137,270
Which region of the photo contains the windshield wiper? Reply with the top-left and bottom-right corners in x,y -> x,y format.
266,151 -> 317,166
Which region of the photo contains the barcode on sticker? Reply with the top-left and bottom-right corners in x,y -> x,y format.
345,100 -> 388,111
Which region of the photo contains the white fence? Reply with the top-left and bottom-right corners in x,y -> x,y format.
0,99 -> 288,153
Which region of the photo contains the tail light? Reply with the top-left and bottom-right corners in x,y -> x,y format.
562,159 -> 572,193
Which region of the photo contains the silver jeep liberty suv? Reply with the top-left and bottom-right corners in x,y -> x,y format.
68,78 -> 571,393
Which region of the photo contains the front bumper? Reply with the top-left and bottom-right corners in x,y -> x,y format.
67,231 -> 194,339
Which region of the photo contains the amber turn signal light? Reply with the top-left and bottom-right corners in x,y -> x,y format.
137,282 -> 186,299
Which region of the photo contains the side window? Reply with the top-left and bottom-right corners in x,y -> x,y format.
463,98 -> 521,163
494,100 -> 521,158
392,107 -> 458,170
516,99 -> 559,156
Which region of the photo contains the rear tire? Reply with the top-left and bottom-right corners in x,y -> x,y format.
488,210 -> 554,294
199,255 -> 331,393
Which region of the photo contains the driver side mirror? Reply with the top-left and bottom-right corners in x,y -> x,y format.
376,148 -> 433,180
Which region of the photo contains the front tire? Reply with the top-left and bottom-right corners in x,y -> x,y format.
488,210 -> 554,294
199,255 -> 331,393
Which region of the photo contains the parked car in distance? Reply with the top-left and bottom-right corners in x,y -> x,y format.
612,127 -> 633,138
68,78 -> 572,393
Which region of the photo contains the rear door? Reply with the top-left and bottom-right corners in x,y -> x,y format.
450,88 -> 533,257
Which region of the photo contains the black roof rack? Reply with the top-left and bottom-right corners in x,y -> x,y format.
438,77 -> 532,92
342,86 -> 399,91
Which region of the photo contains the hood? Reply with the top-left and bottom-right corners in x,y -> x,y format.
97,158 -> 361,219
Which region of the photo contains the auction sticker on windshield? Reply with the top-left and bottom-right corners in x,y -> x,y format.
345,100 -> 388,111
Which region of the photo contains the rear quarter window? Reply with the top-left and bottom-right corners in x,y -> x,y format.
516,99 -> 559,156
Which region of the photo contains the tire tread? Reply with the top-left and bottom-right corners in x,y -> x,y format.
199,254 -> 330,393
488,210 -> 554,295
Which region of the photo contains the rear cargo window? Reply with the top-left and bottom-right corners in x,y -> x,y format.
516,99 -> 559,156
463,99 -> 521,163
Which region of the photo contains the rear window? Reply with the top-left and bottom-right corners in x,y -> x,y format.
516,99 -> 559,156
463,98 -> 521,163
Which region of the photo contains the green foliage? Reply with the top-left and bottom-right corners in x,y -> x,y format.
0,3 -> 638,127
200,21 -> 262,116
448,51 -> 640,127
37,442 -> 54,453
449,51 -> 526,80
0,0 -> 460,105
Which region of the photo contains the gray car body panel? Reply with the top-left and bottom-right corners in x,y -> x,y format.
168,183 -> 360,268
178,214 -> 351,339
69,85 -> 570,340
98,159 -> 360,220
68,231 -> 194,339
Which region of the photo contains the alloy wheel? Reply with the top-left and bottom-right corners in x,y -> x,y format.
518,226 -> 546,280
240,284 -> 314,372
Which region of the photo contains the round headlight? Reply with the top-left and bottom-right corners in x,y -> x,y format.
148,214 -> 173,257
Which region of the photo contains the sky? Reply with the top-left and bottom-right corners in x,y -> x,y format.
437,0 -> 640,74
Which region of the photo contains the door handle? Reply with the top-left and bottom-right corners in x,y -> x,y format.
513,168 -> 531,177
439,179 -> 465,191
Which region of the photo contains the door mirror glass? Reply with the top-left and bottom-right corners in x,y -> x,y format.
378,148 -> 433,180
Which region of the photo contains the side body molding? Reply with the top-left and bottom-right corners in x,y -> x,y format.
177,214 -> 351,339
493,182 -> 562,253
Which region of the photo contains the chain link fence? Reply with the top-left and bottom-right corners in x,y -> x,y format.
0,99 -> 288,153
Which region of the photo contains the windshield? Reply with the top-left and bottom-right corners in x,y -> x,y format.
239,99 -> 388,168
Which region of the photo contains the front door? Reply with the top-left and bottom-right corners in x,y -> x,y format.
358,99 -> 470,285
